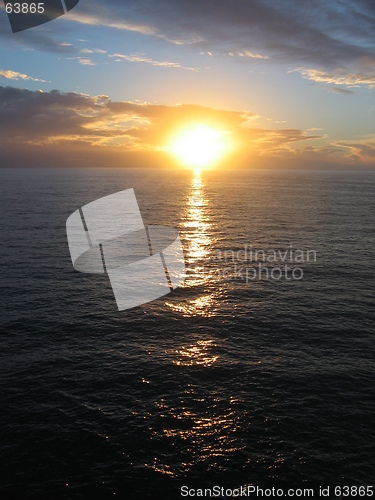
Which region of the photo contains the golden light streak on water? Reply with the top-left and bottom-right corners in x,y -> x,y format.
182,168 -> 212,268
173,339 -> 218,367
165,168 -> 224,317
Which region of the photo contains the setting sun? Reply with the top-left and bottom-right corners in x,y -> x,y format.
169,125 -> 228,168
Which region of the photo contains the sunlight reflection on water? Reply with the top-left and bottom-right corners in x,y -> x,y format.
173,339 -> 219,367
165,168 -> 225,318
159,170 -> 232,477
182,168 -> 212,272
150,395 -> 247,476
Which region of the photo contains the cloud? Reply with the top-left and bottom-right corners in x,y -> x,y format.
66,10 -> 160,37
335,137 -> 375,163
236,51 -> 270,60
2,0 -> 375,89
0,69 -> 48,83
63,0 -> 375,87
320,86 -> 355,95
66,9 -> 203,45
77,58 -> 96,66
291,67 -> 375,89
66,57 -> 96,66
79,48 -> 106,54
109,53 -> 198,71
0,86 -> 333,168
110,53 -> 179,68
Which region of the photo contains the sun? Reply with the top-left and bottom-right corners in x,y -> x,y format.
169,125 -> 228,168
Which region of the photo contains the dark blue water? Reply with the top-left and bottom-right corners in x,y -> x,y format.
1,168 -> 374,499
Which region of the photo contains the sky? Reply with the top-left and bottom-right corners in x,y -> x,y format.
1,0 -> 375,169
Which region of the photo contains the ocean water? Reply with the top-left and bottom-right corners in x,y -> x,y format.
0,168 -> 374,499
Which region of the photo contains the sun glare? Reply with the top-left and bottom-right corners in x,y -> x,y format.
169,125 -> 228,168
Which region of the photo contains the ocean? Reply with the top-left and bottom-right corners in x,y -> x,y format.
0,168 -> 374,499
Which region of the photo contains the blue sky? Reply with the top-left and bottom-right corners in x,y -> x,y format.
1,0 -> 375,168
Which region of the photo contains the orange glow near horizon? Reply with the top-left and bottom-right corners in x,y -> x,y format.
168,125 -> 231,168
